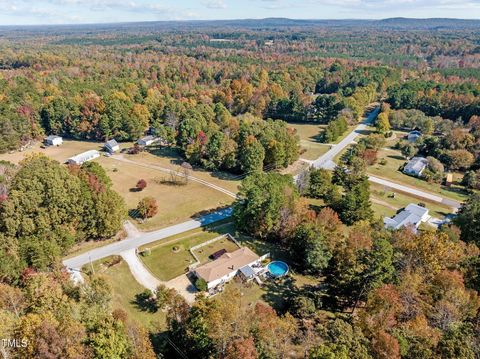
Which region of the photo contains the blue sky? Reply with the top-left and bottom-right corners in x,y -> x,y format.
0,0 -> 479,25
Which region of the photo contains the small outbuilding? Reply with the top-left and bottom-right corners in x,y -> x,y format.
403,156 -> 428,177
384,203 -> 430,231
407,130 -> 422,142
66,150 -> 100,165
104,139 -> 120,153
137,136 -> 156,146
45,135 -> 63,146
445,173 -> 454,187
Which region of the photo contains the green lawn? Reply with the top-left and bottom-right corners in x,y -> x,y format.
139,221 -> 237,281
192,236 -> 240,264
84,257 -> 167,331
368,148 -> 468,202
370,183 -> 454,219
300,143 -> 330,161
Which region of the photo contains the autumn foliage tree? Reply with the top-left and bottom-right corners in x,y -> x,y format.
137,197 -> 158,219
136,179 -> 147,191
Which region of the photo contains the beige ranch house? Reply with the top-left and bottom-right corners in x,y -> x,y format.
193,247 -> 266,290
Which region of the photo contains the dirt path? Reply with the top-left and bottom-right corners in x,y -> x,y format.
111,155 -> 237,199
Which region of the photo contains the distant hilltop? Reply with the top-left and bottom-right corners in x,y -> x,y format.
1,17 -> 479,34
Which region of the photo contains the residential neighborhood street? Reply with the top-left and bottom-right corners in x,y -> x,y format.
295,107 -> 462,210
63,207 -> 233,275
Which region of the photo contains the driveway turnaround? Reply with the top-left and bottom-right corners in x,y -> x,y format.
63,207 -> 233,271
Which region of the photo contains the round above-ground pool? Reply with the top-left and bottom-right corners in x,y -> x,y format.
267,261 -> 289,277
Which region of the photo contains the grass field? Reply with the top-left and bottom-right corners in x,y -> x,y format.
139,221 -> 237,281
192,236 -> 240,263
131,146 -> 241,193
288,122 -> 330,161
0,140 -> 111,164
85,257 -> 167,330
368,148 -> 468,202
96,157 -> 234,230
0,140 -> 240,231
370,183 -> 453,219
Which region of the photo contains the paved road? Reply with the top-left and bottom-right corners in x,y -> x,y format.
369,175 -> 461,209
63,207 -> 233,271
311,107 -> 380,169
294,106 -> 462,210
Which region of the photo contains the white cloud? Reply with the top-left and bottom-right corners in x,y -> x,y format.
202,0 -> 227,9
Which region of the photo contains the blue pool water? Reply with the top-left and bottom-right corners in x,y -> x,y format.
267,261 -> 289,277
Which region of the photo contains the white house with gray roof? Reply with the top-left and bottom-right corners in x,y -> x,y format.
66,150 -> 100,165
384,203 -> 430,231
45,135 -> 63,146
403,156 -> 428,177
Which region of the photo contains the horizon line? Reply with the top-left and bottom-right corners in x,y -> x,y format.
0,16 -> 478,28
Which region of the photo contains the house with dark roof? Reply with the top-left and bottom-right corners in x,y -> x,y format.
407,130 -> 422,142
403,156 -> 428,177
104,139 -> 119,153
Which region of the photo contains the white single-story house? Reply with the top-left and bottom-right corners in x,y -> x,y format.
384,203 -> 430,231
407,130 -> 422,142
403,156 -> 428,177
137,135 -> 156,146
193,247 -> 263,290
104,139 -> 120,153
66,150 -> 100,165
45,135 -> 63,146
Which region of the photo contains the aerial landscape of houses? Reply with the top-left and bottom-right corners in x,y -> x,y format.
0,6 -> 479,358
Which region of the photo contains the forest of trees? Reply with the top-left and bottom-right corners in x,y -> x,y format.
0,21 -> 479,359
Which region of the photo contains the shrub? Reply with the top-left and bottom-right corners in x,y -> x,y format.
136,179 -> 147,191
195,277 -> 208,291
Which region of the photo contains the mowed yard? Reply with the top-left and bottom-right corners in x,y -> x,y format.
368,147 -> 468,202
0,139 -> 110,164
288,122 -> 330,160
84,256 -> 167,330
370,183 -> 453,220
139,221 -> 238,281
96,156 -> 235,230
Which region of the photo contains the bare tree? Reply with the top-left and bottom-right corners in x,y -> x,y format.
181,162 -> 192,185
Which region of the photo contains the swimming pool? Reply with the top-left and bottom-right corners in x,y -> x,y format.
267,261 -> 289,277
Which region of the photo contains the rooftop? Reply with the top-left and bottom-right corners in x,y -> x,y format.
105,139 -> 118,147
404,156 -> 428,175
195,247 -> 260,283
384,203 -> 429,230
46,135 -> 62,140
67,150 -> 100,163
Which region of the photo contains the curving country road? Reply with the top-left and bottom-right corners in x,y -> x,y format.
295,106 -> 462,210
63,207 -> 233,276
